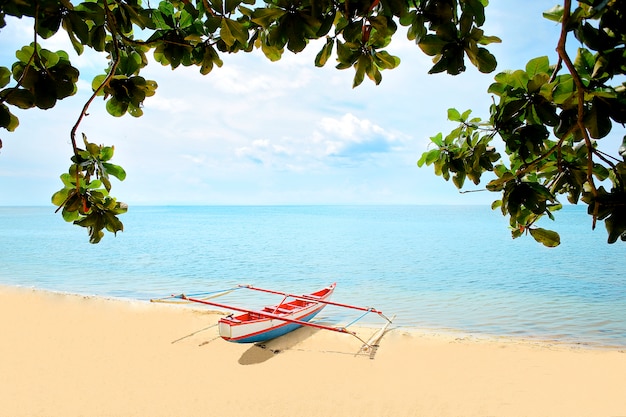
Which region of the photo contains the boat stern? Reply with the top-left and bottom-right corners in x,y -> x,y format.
218,318 -> 233,340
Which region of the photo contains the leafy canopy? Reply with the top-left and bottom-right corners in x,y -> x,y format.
0,0 -> 624,247
419,0 -> 626,246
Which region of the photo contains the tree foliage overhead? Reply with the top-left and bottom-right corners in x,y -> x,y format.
419,0 -> 626,246
0,0 -> 624,246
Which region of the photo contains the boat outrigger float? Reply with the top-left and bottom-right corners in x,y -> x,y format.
151,283 -> 394,353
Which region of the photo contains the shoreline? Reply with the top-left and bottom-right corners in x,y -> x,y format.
5,284 -> 624,352
2,285 -> 625,417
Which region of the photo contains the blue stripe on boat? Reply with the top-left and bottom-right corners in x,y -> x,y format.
228,307 -> 324,343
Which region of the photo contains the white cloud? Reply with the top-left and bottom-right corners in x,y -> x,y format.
232,112 -> 407,172
316,113 -> 403,157
208,60 -> 315,96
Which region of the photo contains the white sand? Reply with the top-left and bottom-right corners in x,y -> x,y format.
1,285 -> 625,417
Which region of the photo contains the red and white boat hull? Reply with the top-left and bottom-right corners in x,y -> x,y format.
218,283 -> 335,343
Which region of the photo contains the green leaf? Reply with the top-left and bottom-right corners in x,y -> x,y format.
605,211 -> 626,244
335,40 -> 358,68
529,227 -> 561,247
106,97 -> 129,117
584,101 -> 612,139
367,62 -> 382,85
0,67 -> 10,88
404,11 -> 426,43
92,74 -> 108,94
128,104 -> 144,117
51,188 -> 71,206
224,0 -> 242,13
552,75 -> 575,104
284,15 -> 309,53
101,176 -> 112,192
102,162 -> 127,181
509,70 -> 530,90
417,35 -> 447,56
39,49 -> 60,68
37,12 -> 63,39
221,18 -> 248,47
447,108 -> 461,122
452,168 -> 466,188
66,12 -> 90,53
90,25 -> 107,51
0,104 -> 19,131
533,100 -> 559,126
152,10 -> 174,30
315,38 -> 334,67
478,35 -> 502,46
85,141 -> 100,157
430,132 -> 444,147
418,148 -> 441,167
353,55 -> 368,88
487,82 -> 506,96
486,172 -> 514,192
527,73 -> 550,94
473,47 -> 497,73
373,50 -> 400,70
61,207 -> 80,222
260,40 -> 283,61
15,45 -> 36,65
463,0 -> 486,26
99,146 -> 115,161
250,8 -> 285,28
574,48 -> 595,81
592,163 -> 610,181
3,88 -> 35,109
179,9 -> 194,28
87,179 -> 103,189
525,56 -> 550,78
104,211 -> 124,234
60,172 -> 77,188
543,5 -> 564,22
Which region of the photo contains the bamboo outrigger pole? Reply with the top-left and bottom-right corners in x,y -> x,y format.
238,284 -> 394,323
179,294 -> 372,346
358,314 -> 396,358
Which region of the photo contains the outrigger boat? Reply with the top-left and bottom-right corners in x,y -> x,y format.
152,283 -> 394,353
217,283 -> 336,343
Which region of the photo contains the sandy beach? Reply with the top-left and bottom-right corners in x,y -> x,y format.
1,285 -> 625,417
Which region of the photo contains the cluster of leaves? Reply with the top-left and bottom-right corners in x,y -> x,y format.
0,0 -> 501,242
420,0 -> 626,246
2,0 -> 502,120
51,135 -> 127,244
0,44 -> 79,131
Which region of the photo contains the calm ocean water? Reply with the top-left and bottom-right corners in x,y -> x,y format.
1,205 -> 625,347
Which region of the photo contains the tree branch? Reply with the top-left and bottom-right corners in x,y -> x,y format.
555,0 -> 597,198
69,0 -> 121,155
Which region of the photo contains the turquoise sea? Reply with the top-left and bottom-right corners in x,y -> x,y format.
1,205 -> 625,347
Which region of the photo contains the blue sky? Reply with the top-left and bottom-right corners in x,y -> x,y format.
0,3 -> 582,206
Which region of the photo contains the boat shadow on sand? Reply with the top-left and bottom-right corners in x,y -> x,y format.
237,322 -> 395,365
238,325 -> 321,365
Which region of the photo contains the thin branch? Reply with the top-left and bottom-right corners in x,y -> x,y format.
548,56 -> 563,83
69,0 -> 121,155
516,141 -> 562,176
555,0 -> 597,198
0,5 -> 41,107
